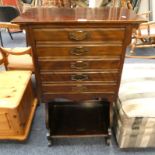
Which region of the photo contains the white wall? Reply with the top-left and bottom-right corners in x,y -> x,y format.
151,0 -> 155,20
138,0 -> 155,21
138,0 -> 149,13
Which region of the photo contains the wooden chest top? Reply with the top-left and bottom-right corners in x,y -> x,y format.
12,7 -> 145,25
0,71 -> 31,108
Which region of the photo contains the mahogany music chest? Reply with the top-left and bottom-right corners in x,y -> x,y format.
13,7 -> 145,146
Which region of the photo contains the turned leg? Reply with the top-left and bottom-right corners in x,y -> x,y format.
100,99 -> 111,146
129,38 -> 137,54
46,131 -> 53,147
45,102 -> 53,147
105,128 -> 112,146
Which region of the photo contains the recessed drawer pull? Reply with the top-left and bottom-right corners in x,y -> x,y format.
72,85 -> 87,92
69,30 -> 88,41
70,47 -> 88,56
70,61 -> 89,70
71,74 -> 89,81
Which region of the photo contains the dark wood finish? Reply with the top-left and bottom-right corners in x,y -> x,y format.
36,44 -> 123,57
12,7 -> 145,145
40,71 -> 119,82
43,94 -> 114,103
47,100 -> 109,136
12,7 -> 145,24
38,58 -> 121,71
42,82 -> 116,93
33,28 -> 125,41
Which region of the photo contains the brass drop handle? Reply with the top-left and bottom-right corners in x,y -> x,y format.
70,61 -> 89,70
72,85 -> 87,92
71,74 -> 89,81
69,30 -> 88,41
70,47 -> 88,56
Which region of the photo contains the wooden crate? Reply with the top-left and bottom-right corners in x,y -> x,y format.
0,71 -> 38,141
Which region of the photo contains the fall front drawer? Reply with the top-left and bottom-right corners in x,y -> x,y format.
38,58 -> 121,71
43,93 -> 114,103
33,28 -> 125,42
36,44 -> 123,57
41,83 -> 117,94
40,71 -> 119,82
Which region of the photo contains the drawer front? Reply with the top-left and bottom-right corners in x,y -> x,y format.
42,93 -> 114,103
33,28 -> 125,42
38,59 -> 120,71
42,83 -> 116,94
40,71 -> 118,82
36,45 -> 123,57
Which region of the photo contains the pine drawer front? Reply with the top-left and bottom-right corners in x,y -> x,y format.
40,71 -> 119,83
38,58 -> 121,71
36,44 -> 123,58
33,28 -> 125,42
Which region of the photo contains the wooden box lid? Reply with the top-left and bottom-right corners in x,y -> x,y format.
0,71 -> 32,108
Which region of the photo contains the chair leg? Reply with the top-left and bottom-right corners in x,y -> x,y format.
7,28 -> 13,40
0,30 -> 3,47
129,38 -> 137,54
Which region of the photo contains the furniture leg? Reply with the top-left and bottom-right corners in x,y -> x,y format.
105,128 -> 112,146
45,102 -> 53,147
7,28 -> 13,40
100,98 -> 111,146
129,38 -> 137,54
46,131 -> 53,147
0,30 -> 3,46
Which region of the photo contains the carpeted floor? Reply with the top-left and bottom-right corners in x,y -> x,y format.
0,30 -> 155,155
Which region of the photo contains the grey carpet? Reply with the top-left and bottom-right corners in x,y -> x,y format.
0,30 -> 155,155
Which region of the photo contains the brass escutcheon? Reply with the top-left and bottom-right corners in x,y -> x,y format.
71,74 -> 89,81
70,46 -> 88,56
70,61 -> 89,70
69,30 -> 89,41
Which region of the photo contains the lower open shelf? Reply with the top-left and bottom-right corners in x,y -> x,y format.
46,100 -> 110,137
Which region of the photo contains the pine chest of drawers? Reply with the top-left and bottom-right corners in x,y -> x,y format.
13,7 -> 145,145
